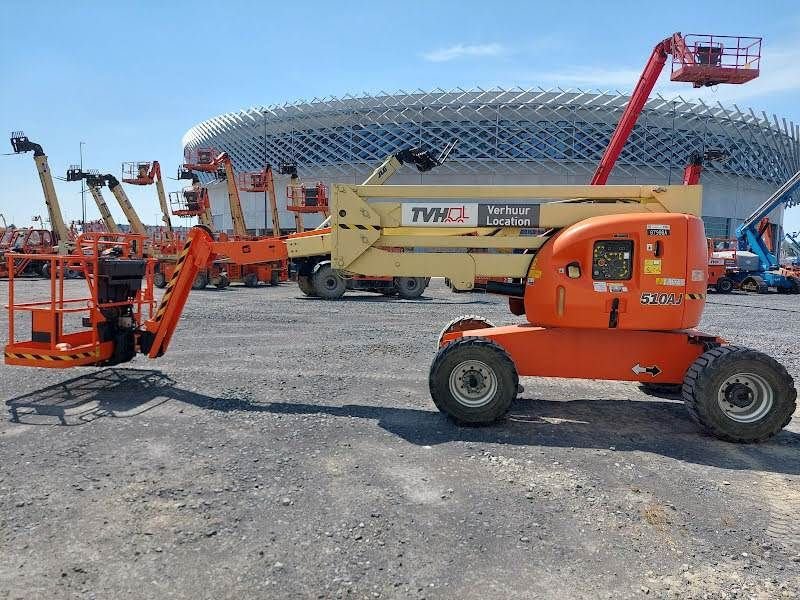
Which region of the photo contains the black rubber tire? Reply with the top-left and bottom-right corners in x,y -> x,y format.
297,275 -> 317,297
682,345 -> 797,443
715,277 -> 734,294
312,264 -> 346,300
270,269 -> 280,286
394,277 -> 427,299
153,271 -> 167,289
192,272 -> 208,290
437,315 -> 495,349
40,262 -> 50,279
785,276 -> 800,294
214,274 -> 230,289
243,273 -> 258,288
429,337 -> 518,425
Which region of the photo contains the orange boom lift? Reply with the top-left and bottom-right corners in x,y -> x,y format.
181,148 -> 287,286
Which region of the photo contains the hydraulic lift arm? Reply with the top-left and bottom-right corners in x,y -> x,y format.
266,166 -> 281,238
296,183 -> 702,290
310,144 -> 456,232
184,151 -> 249,237
139,228 -> 285,357
123,161 -> 174,242
591,33 -> 760,185
10,132 -> 71,247
65,167 -> 120,234
104,174 -> 147,235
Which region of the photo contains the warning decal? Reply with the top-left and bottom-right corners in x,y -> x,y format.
644,259 -> 662,275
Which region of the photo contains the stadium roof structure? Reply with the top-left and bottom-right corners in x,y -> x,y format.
183,88 -> 800,206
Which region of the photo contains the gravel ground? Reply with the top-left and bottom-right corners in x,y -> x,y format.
1,278 -> 798,600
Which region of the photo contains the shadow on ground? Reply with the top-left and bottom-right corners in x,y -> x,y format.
6,368 -> 799,475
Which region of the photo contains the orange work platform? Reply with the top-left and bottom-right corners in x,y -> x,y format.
670,34 -> 761,87
4,233 -> 155,368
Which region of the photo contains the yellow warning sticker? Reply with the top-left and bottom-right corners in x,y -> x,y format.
529,269 -> 542,279
644,259 -> 662,275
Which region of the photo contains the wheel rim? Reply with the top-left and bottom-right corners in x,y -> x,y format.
717,372 -> 774,423
322,275 -> 339,291
448,360 -> 498,408
404,279 -> 418,291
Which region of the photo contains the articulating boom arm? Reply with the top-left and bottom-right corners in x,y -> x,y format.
139,227 -> 286,358
65,167 -> 120,234
122,161 -> 174,241
363,143 -> 456,185
736,169 -> 800,270
10,132 -> 71,245
184,151 -> 248,237
103,175 -> 147,235
288,183 -> 702,290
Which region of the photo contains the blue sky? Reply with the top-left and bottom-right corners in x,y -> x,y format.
1,0 -> 798,231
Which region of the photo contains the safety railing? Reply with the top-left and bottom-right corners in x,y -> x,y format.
671,34 -> 761,85
6,233 -> 155,357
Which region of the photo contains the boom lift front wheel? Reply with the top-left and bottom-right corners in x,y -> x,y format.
429,337 -> 519,424
682,346 -> 797,443
312,263 -> 346,300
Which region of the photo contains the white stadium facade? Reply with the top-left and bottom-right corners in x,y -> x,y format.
181,88 -> 800,238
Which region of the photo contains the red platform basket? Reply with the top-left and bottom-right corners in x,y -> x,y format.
238,171 -> 270,192
121,161 -> 154,185
169,189 -> 209,217
286,183 -> 329,214
670,34 -> 761,87
183,148 -> 219,172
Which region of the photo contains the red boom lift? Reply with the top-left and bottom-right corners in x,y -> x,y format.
591,33 -> 761,186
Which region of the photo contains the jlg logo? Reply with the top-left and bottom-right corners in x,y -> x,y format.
402,203 -> 478,227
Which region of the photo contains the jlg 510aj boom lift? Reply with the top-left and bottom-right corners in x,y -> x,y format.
5,182 -> 796,442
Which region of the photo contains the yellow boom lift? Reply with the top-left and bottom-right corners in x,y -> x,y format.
10,132 -> 72,252
65,167 -> 120,234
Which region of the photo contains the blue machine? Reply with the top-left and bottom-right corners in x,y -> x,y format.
732,170 -> 800,293
786,232 -> 800,266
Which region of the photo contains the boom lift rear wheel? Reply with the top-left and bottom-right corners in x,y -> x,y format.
243,272 -> 259,288
297,275 -> 317,296
269,268 -> 280,286
715,276 -> 734,294
429,337 -> 518,424
682,345 -> 796,442
394,276 -> 426,299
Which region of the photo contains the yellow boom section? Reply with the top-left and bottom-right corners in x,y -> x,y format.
287,184 -> 702,289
